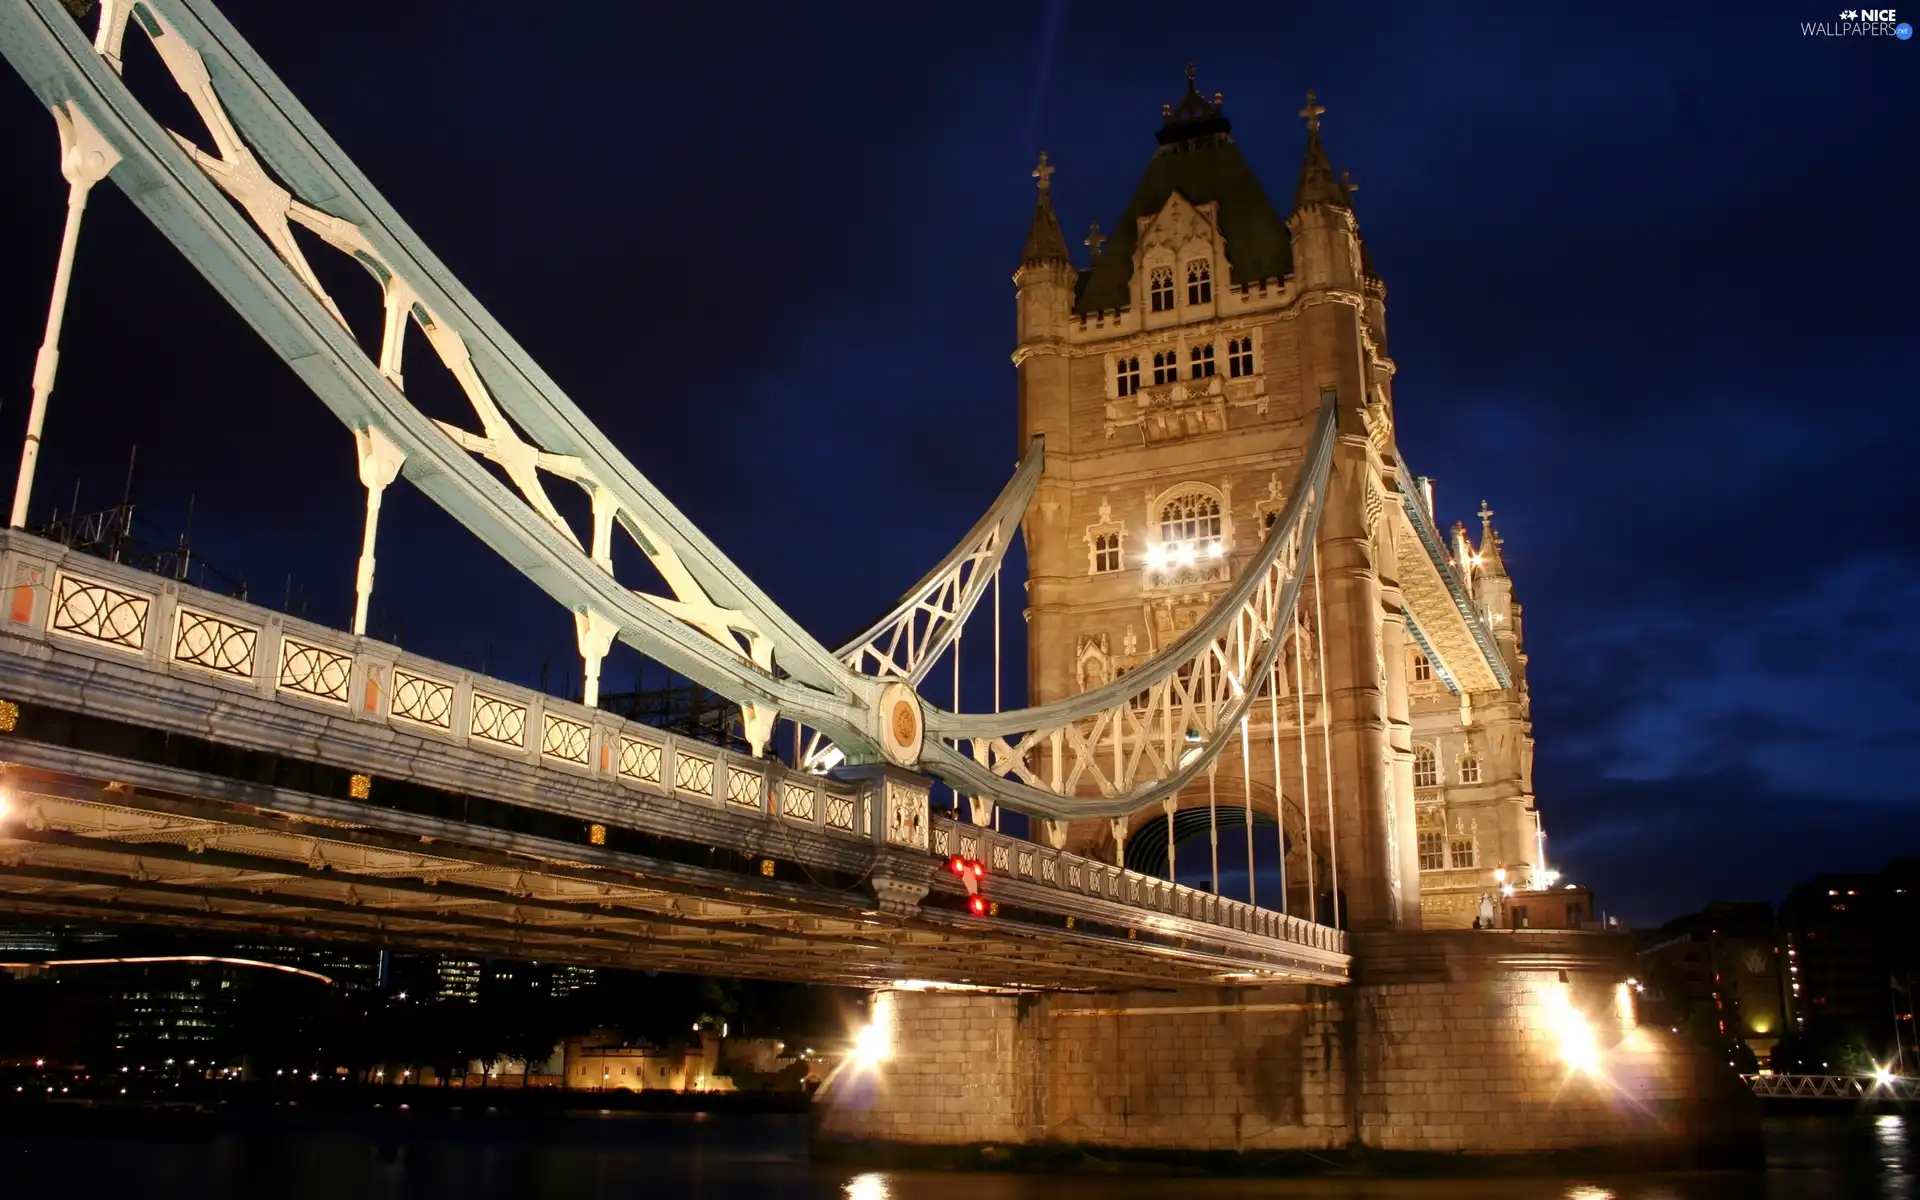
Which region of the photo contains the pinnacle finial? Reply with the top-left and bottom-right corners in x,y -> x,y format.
1085,220 -> 1106,260
1032,150 -> 1055,193
1185,61 -> 1197,88
1300,90 -> 1326,134
1478,500 -> 1494,525
1341,169 -> 1358,196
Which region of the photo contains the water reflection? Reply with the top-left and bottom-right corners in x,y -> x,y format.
846,1173 -> 891,1200
0,1113 -> 1912,1198
1876,1115 -> 1911,1198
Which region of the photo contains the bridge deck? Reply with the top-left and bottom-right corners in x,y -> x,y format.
0,533 -> 1349,988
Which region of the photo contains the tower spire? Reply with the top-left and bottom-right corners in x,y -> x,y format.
1018,151 -> 1072,269
1292,90 -> 1348,213
1477,501 -> 1508,577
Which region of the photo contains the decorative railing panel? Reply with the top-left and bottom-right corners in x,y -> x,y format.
390,669 -> 455,730
779,781 -> 815,822
277,637 -> 351,704
468,692 -> 527,748
541,712 -> 590,765
618,738 -> 663,785
674,754 -> 715,797
170,606 -> 256,678
725,766 -> 763,811
47,571 -> 149,651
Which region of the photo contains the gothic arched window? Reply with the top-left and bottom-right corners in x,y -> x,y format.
1158,491 -> 1222,547
1450,833 -> 1477,869
1459,749 -> 1481,785
1114,356 -> 1140,397
1152,350 -> 1179,386
1149,266 -> 1175,312
1228,336 -> 1255,378
1189,343 -> 1215,379
1413,744 -> 1438,788
1418,831 -> 1445,872
1412,652 -> 1432,683
1186,260 -> 1212,305
1092,533 -> 1122,574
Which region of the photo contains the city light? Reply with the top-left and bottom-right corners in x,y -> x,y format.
1145,546 -> 1165,569
1176,543 -> 1196,565
1873,1063 -> 1898,1089
1207,541 -> 1224,558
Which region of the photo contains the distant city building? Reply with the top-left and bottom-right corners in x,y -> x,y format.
1779,858 -> 1918,1052
1639,901 -> 1787,1064
434,959 -> 483,1004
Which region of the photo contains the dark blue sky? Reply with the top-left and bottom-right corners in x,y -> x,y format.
0,1 -> 1913,926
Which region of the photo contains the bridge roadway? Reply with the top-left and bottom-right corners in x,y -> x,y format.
0,532 -> 1349,989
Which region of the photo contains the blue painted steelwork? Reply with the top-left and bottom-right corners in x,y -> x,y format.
0,0 -> 1337,823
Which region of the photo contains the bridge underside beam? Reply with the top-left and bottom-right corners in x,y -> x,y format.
0,765 -> 1328,989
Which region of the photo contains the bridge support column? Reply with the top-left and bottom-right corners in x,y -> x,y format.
812,932 -> 1759,1174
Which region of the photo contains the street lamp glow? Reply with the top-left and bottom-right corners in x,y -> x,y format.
1873,1063 -> 1897,1089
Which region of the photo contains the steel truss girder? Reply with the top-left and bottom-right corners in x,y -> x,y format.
835,435 -> 1041,685
918,398 -> 1337,818
0,0 -> 1333,825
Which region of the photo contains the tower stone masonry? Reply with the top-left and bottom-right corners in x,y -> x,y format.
813,70 -> 1761,1174
1014,70 -> 1540,933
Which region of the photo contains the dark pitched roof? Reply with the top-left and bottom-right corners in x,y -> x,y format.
1072,74 -> 1293,315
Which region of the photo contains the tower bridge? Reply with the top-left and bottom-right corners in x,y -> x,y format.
0,0 -> 1759,1170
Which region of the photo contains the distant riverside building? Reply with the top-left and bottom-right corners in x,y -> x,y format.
1780,858 -> 1919,1048
1639,901 -> 1787,1065
434,959 -> 482,1003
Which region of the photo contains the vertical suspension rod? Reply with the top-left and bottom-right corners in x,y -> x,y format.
1313,542 -> 1339,930
11,105 -> 121,529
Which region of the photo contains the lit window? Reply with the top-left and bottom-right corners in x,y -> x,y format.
1228,336 -> 1254,377
1412,652 -> 1431,682
1115,356 -> 1140,397
1092,533 -> 1122,574
1152,350 -> 1179,386
1419,831 -> 1445,872
1459,750 -> 1481,785
1150,266 -> 1175,312
1413,745 -> 1438,788
1186,260 -> 1212,305
1159,492 -> 1222,546
1189,343 -> 1215,379
1450,837 -> 1476,869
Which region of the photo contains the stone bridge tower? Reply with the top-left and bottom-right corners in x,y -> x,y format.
1014,70 -> 1421,931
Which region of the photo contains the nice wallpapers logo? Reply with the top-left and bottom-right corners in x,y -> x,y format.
1803,8 -> 1913,36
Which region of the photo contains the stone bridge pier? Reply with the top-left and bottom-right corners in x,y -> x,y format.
813,931 -> 1761,1174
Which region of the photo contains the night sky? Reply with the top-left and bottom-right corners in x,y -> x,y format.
0,2 -> 1913,927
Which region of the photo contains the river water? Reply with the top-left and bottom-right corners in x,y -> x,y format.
0,1112 -> 1911,1198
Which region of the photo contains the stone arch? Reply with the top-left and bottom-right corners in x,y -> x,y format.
1119,775 -> 1327,879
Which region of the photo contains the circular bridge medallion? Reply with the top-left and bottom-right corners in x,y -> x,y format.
877,681 -> 924,768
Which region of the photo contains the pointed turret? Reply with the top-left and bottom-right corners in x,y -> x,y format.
1476,501 -> 1508,579
1018,151 -> 1072,269
1291,92 -> 1349,214
1284,92 -> 1364,297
